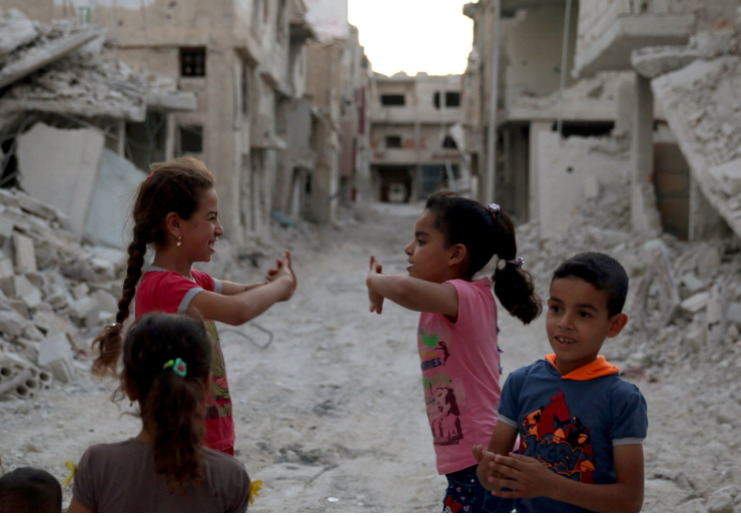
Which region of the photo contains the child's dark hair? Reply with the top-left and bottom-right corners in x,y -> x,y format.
92,156 -> 215,376
552,252 -> 629,316
425,191 -> 541,324
120,312 -> 213,493
0,467 -> 62,512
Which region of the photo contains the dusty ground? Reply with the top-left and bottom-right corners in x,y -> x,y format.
0,201 -> 740,512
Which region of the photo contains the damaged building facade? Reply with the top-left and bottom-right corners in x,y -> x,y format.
368,73 -> 470,202
0,0 -> 372,243
462,0 -> 741,243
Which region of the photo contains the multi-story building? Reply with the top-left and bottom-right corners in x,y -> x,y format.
464,0 -> 741,242
369,73 -> 468,203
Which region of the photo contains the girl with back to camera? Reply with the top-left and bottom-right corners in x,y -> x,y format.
366,191 -> 541,513
69,313 -> 251,512
93,156 -> 297,456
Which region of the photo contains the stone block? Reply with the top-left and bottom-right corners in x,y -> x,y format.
0,308 -> 30,337
681,292 -> 709,313
12,233 -> 36,273
0,215 -> 14,241
37,332 -> 75,383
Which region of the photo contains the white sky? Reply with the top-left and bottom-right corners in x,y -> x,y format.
347,0 -> 473,77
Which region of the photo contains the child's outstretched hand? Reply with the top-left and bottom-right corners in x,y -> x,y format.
266,251 -> 297,301
366,255 -> 384,314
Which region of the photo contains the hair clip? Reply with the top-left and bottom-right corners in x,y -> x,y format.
507,256 -> 524,269
105,322 -> 122,333
163,357 -> 187,377
488,203 -> 501,213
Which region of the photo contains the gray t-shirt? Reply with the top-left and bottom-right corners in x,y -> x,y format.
72,438 -> 250,512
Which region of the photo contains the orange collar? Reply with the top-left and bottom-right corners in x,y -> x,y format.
545,354 -> 620,380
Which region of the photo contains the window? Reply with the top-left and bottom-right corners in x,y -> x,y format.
381,94 -> 405,107
180,47 -> 206,77
179,125 -> 203,153
434,91 -> 461,108
385,135 -> 402,148
442,136 -> 457,149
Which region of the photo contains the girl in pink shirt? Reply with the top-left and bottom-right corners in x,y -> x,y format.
366,191 -> 541,512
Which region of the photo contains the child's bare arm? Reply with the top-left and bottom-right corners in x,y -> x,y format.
472,421 -> 518,490
489,444 -> 644,512
190,252 -> 297,325
366,255 -> 458,316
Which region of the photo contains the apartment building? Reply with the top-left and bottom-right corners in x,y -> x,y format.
369,73 -> 468,203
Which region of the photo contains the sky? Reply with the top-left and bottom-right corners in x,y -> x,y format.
347,0 -> 473,77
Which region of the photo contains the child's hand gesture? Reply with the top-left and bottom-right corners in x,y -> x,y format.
366,255 -> 385,314
487,452 -> 552,499
266,251 -> 297,301
472,444 -> 507,492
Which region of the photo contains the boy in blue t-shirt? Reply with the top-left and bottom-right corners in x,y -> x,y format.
473,252 -> 648,512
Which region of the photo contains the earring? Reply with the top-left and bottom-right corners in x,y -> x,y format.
177,235 -> 182,247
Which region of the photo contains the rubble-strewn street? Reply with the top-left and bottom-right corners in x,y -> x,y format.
1,191 -> 740,512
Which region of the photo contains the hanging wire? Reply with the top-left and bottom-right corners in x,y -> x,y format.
219,322 -> 274,350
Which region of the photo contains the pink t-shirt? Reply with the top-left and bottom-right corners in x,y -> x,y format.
417,277 -> 502,474
135,267 -> 235,453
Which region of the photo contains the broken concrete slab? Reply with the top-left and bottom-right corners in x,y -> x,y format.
0,23 -> 105,89
83,148 -> 146,249
16,122 -> 105,242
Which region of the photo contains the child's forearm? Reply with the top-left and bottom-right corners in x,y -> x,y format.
367,273 -> 457,315
537,474 -> 643,513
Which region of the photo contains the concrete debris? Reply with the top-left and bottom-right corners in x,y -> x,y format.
0,8 -> 194,124
0,187 -> 124,401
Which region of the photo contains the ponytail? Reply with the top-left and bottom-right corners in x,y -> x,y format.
122,313 -> 212,493
425,191 -> 542,325
487,208 -> 542,325
143,363 -> 206,493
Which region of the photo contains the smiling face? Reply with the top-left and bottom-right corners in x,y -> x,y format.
546,276 -> 627,375
180,187 -> 223,263
404,209 -> 456,283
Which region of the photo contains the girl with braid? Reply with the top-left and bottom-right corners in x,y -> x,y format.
70,313 -> 251,512
366,191 -> 541,513
92,156 -> 297,456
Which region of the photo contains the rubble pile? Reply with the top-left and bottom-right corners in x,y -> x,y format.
0,187 -> 126,401
0,9 -> 148,121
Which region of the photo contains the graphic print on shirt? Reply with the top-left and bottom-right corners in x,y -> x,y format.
205,321 -> 232,419
420,329 -> 463,446
519,391 -> 595,483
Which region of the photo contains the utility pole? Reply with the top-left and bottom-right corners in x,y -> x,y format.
484,0 -> 500,204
